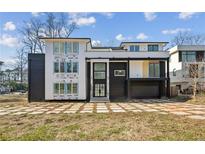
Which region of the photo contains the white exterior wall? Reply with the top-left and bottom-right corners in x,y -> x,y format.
169,52 -> 183,83
130,61 -> 143,78
123,43 -> 164,51
45,41 -> 86,100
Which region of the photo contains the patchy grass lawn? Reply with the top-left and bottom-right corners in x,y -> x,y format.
0,112 -> 205,141
171,95 -> 205,105
0,93 -> 27,104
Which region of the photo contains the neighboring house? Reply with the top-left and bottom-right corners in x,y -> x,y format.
169,45 -> 205,95
28,38 -> 170,102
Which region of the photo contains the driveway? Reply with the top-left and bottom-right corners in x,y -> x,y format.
1,99 -> 205,120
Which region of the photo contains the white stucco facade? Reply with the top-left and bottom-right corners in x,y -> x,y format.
45,40 -> 87,100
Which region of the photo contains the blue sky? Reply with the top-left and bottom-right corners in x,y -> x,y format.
1,12 -> 205,67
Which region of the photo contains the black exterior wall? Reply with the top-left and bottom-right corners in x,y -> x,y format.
109,62 -> 127,100
28,53 -> 45,102
86,62 -> 91,102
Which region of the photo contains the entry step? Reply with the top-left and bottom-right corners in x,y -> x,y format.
90,97 -> 110,103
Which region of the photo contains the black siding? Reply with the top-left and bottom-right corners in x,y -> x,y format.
28,54 -> 45,102
86,62 -> 91,102
129,80 -> 160,98
109,62 -> 127,100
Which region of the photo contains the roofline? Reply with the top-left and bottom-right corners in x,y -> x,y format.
39,37 -> 91,41
120,41 -> 169,46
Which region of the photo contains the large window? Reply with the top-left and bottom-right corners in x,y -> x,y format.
73,62 -> 78,73
54,83 -> 78,95
53,42 -> 79,54
60,62 -> 65,73
130,45 -> 139,52
72,83 -> 78,94
54,62 -> 59,73
65,42 -> 72,54
54,83 -> 59,94
148,45 -> 159,51
66,61 -> 72,73
60,83 -> 64,94
60,42 -> 64,54
54,61 -> 78,73
94,63 -> 106,79
53,42 -> 59,54
149,63 -> 160,77
73,42 -> 79,53
182,51 -> 196,62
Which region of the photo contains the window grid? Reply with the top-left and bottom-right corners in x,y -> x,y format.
54,83 -> 78,95
53,61 -> 79,73
53,42 -> 79,55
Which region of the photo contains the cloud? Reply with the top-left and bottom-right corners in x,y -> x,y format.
0,34 -> 19,48
144,12 -> 157,21
162,28 -> 191,35
92,40 -> 102,47
31,12 -> 44,17
3,21 -> 16,31
136,33 -> 148,40
100,12 -> 114,19
69,13 -> 96,26
178,12 -> 198,20
115,34 -> 126,41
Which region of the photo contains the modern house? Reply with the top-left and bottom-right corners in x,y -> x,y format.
28,38 -> 170,102
169,45 -> 205,95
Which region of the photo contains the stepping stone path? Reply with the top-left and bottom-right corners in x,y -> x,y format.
1,99 -> 205,120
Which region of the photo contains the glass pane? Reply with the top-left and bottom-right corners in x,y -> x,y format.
60,42 -> 64,54
60,83 -> 64,94
73,83 -> 78,94
65,42 -> 72,54
53,42 -> 59,54
54,62 -> 59,73
66,83 -> 71,94
155,64 -> 160,77
114,70 -> 125,76
66,62 -> 72,73
73,62 -> 78,73
149,64 -> 154,77
94,63 -> 106,71
94,72 -> 105,79
134,45 -> 139,51
60,62 -> 65,73
73,42 -> 79,53
95,84 -> 105,96
130,45 -> 134,51
54,83 -> 59,94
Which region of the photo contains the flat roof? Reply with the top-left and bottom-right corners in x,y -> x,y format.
39,37 -> 91,41
120,41 -> 169,46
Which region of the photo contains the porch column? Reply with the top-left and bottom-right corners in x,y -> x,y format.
166,58 -> 170,97
127,60 -> 130,100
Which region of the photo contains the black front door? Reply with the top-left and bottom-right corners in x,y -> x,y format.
93,63 -> 107,97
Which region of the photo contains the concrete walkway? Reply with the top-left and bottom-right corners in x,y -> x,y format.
1,99 -> 205,120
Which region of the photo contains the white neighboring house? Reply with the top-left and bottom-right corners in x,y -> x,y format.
169,45 -> 205,94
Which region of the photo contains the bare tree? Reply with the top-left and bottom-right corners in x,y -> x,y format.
171,32 -> 205,46
183,61 -> 205,98
19,19 -> 45,53
14,48 -> 28,83
20,13 -> 78,53
44,12 -> 78,38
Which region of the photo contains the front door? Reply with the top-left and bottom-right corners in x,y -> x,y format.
93,63 -> 107,97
